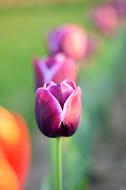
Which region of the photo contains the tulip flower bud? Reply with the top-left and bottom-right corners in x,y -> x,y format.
35,80 -> 82,138
93,5 -> 119,34
33,53 -> 77,89
47,24 -> 88,60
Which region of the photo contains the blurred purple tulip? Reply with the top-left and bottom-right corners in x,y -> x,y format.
33,53 -> 77,89
47,26 -> 66,54
35,80 -> 82,138
47,24 -> 88,60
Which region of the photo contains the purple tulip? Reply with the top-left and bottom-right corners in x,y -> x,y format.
33,53 -> 77,89
47,24 -> 88,60
35,80 -> 82,138
47,27 -> 66,54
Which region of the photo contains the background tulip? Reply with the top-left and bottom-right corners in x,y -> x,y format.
94,5 -> 119,34
33,53 -> 77,89
61,25 -> 88,60
47,24 -> 88,60
47,26 -> 66,54
35,80 -> 82,138
0,148 -> 20,190
0,107 -> 31,190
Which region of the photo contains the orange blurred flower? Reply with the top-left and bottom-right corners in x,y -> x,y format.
0,106 -> 31,190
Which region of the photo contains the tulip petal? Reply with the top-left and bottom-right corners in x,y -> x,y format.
62,87 -> 82,136
63,26 -> 88,60
33,58 -> 45,89
60,82 -> 74,105
43,81 -> 56,88
47,84 -> 63,107
0,148 -> 20,190
12,114 -> 31,188
0,107 -> 31,189
35,88 -> 62,137
52,57 -> 77,83
0,107 -> 21,146
47,27 -> 65,53
62,80 -> 76,90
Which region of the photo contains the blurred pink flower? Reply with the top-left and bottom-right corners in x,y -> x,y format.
33,53 -> 77,89
47,24 -> 88,60
94,5 -> 119,34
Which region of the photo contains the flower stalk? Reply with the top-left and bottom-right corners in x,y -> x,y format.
49,139 -> 56,190
56,137 -> 62,190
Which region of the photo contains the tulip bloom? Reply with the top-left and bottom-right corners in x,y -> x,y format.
0,107 -> 31,190
35,80 -> 82,138
47,24 -> 88,60
94,5 -> 119,34
33,53 -> 77,89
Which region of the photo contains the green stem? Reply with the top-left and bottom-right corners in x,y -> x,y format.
56,137 -> 62,190
49,139 -> 56,190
